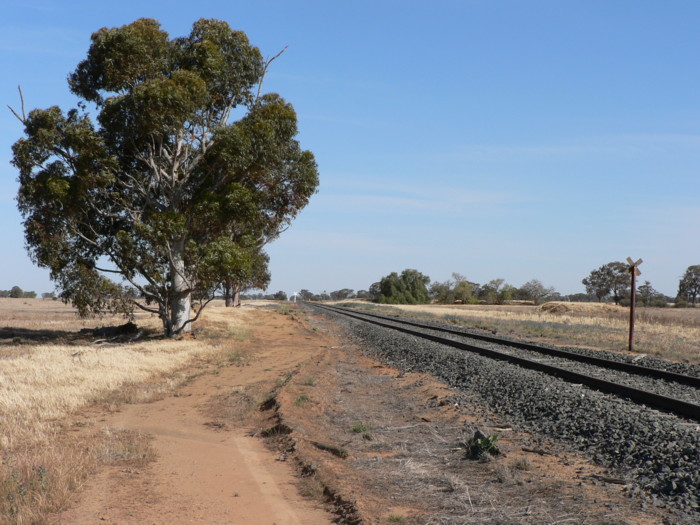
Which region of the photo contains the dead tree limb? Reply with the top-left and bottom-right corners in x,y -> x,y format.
8,85 -> 27,123
255,45 -> 289,103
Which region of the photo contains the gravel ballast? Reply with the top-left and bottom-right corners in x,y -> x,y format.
309,305 -> 700,519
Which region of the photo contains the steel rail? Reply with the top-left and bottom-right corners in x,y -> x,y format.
309,303 -> 700,422
318,305 -> 700,388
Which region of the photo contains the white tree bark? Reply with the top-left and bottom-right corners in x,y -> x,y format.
170,240 -> 192,334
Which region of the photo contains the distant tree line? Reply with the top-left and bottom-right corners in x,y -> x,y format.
241,291 -> 289,301
365,269 -> 560,306
0,286 -> 38,298
239,261 -> 699,308
273,270 -> 561,306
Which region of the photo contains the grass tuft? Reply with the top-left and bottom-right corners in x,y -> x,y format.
295,395 -> 310,407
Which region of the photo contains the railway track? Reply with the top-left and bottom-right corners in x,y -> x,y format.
310,303 -> 700,422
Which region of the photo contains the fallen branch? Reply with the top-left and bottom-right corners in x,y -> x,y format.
521,447 -> 554,456
586,474 -> 626,485
310,441 -> 348,458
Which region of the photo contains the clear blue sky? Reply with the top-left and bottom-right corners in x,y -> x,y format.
2,1 -> 699,297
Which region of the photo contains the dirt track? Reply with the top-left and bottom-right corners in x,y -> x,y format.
51,308 -> 333,524
49,306 -> 673,524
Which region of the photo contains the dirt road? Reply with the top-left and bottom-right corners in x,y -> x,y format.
51,308 -> 333,524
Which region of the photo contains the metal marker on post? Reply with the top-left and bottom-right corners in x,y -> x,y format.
627,257 -> 643,352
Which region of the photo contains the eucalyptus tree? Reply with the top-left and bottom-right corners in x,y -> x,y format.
519,279 -> 556,305
677,265 -> 700,306
377,269 -> 430,304
582,262 -> 629,304
11,18 -> 318,336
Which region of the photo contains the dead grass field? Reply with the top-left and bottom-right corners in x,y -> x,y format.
338,300 -> 700,365
0,298 -> 248,524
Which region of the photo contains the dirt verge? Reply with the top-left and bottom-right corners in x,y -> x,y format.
48,305 -> 673,524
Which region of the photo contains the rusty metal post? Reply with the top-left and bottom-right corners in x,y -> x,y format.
627,257 -> 642,352
629,266 -> 637,352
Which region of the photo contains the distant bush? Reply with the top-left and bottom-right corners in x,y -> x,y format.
376,269 -> 430,305
0,287 -> 38,298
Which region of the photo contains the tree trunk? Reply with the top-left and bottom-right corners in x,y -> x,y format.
224,281 -> 241,307
170,241 -> 191,335
224,282 -> 234,307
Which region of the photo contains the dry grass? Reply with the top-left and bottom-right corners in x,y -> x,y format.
341,301 -> 700,364
0,299 -> 250,523
0,427 -> 155,525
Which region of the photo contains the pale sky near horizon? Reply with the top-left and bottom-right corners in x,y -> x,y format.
1,1 -> 699,298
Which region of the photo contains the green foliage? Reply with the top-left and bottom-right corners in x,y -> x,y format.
12,18 -> 318,336
377,269 -> 430,304
637,280 -> 667,307
582,262 -> 630,304
0,287 -> 38,299
466,431 -> 500,459
677,265 -> 700,306
330,288 -> 354,300
294,395 -> 310,407
351,422 -> 371,433
430,272 -> 476,304
298,289 -> 315,301
476,278 -> 516,305
277,304 -> 291,315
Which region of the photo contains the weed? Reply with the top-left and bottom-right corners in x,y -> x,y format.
295,395 -> 310,407
352,422 -> 371,433
465,430 -> 500,459
275,372 -> 293,388
221,350 -> 247,365
99,427 -> 154,467
277,304 -> 291,315
303,375 -> 318,386
388,514 -> 406,522
511,458 -> 531,471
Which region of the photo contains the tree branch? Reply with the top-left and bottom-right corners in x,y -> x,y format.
94,265 -> 124,274
132,300 -> 160,315
255,45 -> 288,104
175,291 -> 218,334
7,85 -> 27,123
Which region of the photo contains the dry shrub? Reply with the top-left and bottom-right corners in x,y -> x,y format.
0,427 -> 154,524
